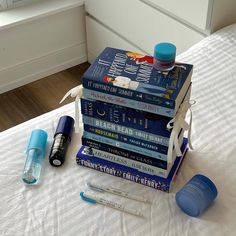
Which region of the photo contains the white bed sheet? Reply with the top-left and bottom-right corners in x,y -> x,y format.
1,23 -> 236,236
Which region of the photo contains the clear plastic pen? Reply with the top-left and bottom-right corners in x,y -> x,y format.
87,182 -> 148,203
80,192 -> 143,217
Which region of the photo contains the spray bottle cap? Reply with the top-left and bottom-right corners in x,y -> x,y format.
27,129 -> 48,156
54,116 -> 74,140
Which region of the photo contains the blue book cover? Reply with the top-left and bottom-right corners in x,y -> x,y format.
82,137 -> 168,169
83,131 -> 181,161
76,138 -> 188,192
81,147 -> 172,178
83,88 -> 175,117
82,47 -> 193,116
81,98 -> 171,137
83,124 -> 168,155
82,116 -> 171,146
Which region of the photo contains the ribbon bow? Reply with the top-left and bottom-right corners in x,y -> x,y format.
60,85 -> 83,132
166,101 -> 194,163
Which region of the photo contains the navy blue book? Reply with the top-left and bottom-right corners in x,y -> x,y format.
82,137 -> 168,169
83,124 -> 168,154
82,115 -> 172,146
81,98 -> 171,137
83,130 -> 182,161
76,138 -> 188,192
82,47 -> 193,117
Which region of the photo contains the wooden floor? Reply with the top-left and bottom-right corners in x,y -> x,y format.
0,62 -> 90,132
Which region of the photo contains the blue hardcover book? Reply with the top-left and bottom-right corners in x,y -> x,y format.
82,137 -> 168,169
82,147 -> 171,178
82,115 -> 170,146
83,131 -> 182,161
83,88 -> 174,117
82,47 -> 193,117
76,138 -> 188,192
83,82 -> 192,117
83,124 -> 169,154
81,98 -> 171,137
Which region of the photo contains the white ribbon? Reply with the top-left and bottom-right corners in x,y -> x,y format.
60,85 -> 83,133
60,84 -> 194,162
166,101 -> 194,163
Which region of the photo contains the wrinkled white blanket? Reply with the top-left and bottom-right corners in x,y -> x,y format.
1,23 -> 236,236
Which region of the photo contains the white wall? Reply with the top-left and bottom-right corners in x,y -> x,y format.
0,2 -> 87,93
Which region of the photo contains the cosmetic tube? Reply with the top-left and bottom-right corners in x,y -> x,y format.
22,129 -> 48,185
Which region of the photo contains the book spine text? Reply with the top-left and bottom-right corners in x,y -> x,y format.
83,116 -> 170,146
84,124 -> 168,155
77,148 -> 171,192
83,79 -> 175,109
84,147 -> 170,178
82,137 -> 168,169
83,88 -> 175,117
83,131 -> 176,161
81,98 -> 171,137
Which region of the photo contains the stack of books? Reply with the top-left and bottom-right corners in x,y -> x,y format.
76,47 -> 193,192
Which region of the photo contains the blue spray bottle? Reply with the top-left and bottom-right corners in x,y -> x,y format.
22,129 -> 48,185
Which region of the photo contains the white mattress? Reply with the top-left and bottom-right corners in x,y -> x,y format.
1,23 -> 236,236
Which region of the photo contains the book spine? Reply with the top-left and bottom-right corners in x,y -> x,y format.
77,147 -> 171,192
83,88 -> 175,117
83,79 -> 175,109
82,137 -> 168,169
81,98 -> 171,137
83,131 -> 174,161
77,138 -> 188,192
82,115 -> 170,146
84,124 -> 168,155
84,147 -> 170,178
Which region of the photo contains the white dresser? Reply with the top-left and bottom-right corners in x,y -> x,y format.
85,0 -> 236,62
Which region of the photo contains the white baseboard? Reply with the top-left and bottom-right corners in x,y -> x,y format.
0,42 -> 87,93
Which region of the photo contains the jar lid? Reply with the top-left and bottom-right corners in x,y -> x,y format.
154,42 -> 176,61
193,174 -> 218,198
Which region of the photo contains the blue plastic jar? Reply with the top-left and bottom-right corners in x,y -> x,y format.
153,42 -> 176,71
175,174 -> 218,217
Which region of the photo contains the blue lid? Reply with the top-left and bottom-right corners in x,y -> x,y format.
27,129 -> 48,155
154,42 -> 176,61
55,116 -> 74,139
193,174 -> 218,198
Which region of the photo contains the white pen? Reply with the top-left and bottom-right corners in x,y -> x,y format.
87,182 -> 148,203
80,192 -> 143,217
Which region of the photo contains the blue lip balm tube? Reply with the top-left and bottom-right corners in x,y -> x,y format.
175,174 -> 218,217
22,129 -> 48,185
